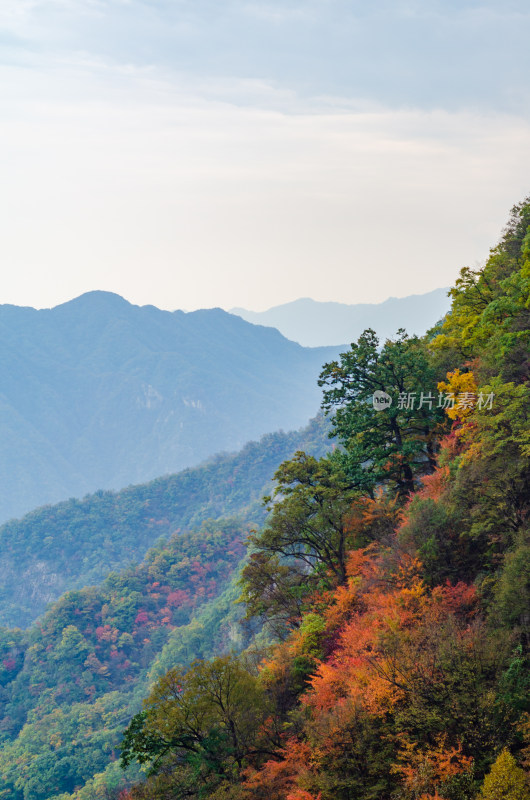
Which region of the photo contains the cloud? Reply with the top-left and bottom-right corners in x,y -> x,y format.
0,1 -> 528,312
240,2 -> 316,24
1,1 -> 529,115
1,54 -> 529,312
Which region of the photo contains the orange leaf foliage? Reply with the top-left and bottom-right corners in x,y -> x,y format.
304,556 -> 477,729
244,739 -> 314,800
392,733 -> 473,798
251,546 -> 478,800
414,466 -> 450,502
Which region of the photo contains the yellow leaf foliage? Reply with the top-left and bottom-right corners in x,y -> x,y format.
477,749 -> 529,800
437,369 -> 478,422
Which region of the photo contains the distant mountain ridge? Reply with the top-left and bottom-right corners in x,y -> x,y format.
0,291 -> 340,522
231,288 -> 450,346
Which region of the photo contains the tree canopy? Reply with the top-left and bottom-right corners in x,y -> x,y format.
319,328 -> 445,497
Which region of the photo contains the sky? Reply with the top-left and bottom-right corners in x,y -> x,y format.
1,0 -> 530,312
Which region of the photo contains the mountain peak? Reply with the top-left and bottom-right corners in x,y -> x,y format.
54,291 -> 132,311
231,289 -> 451,347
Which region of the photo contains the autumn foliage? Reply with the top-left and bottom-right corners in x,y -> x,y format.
120,198 -> 530,800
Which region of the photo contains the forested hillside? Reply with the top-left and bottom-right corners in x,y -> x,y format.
0,416 -> 331,628
0,292 -> 340,522
0,519 -> 254,799
1,199 -> 528,800
120,198 -> 530,800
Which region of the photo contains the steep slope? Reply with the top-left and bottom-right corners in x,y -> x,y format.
231,287 -> 450,346
0,292 -> 340,522
0,519 -> 252,800
0,416 -> 331,628
121,199 -> 530,800
0,417 -> 332,799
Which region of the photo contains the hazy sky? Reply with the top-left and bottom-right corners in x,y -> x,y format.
1,1 -> 529,311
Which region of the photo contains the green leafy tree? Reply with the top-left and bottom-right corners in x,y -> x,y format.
121,655 -> 273,798
244,452 -> 360,600
453,379 -> 530,546
318,329 -> 444,497
432,196 -> 530,380
240,551 -> 308,636
54,625 -> 90,664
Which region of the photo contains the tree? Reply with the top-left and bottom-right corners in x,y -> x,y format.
477,749 -> 529,800
431,197 -> 530,382
318,329 -> 444,498
246,452 -> 361,592
240,551 -> 309,636
121,656 -> 273,798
